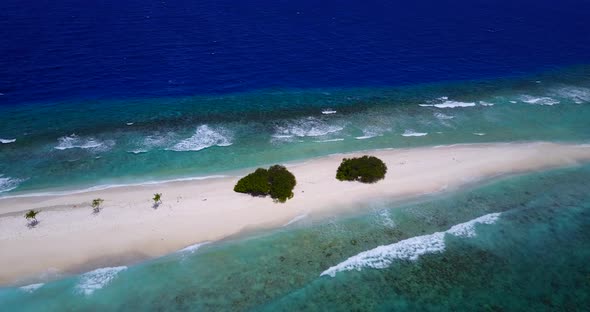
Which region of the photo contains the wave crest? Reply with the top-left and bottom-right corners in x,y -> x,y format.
273,117 -> 344,140
54,134 -> 114,151
520,95 -> 560,106
401,130 -> 428,137
0,138 -> 16,144
0,175 -> 25,194
321,213 -> 501,277
19,283 -> 44,293
167,125 -> 232,152
76,266 -> 127,295
420,97 -> 476,108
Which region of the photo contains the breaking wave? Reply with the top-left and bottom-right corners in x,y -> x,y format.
420,97 -> 476,108
178,241 -> 211,254
0,175 -> 25,194
54,134 -> 114,151
76,266 -> 127,295
273,117 -> 344,140
321,213 -> 501,277
19,283 -> 44,293
355,126 -> 389,140
401,130 -> 428,137
0,138 -> 16,144
167,125 -> 232,152
552,86 -> 590,104
520,95 -> 560,106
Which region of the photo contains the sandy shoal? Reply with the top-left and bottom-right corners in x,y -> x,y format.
1,142 -> 590,286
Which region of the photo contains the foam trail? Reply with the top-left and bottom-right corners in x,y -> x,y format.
520,95 -> 560,106
479,101 -> 494,106
355,127 -> 388,140
128,149 -> 148,154
283,213 -> 308,227
54,134 -> 113,151
420,100 -> 476,108
19,283 -> 44,293
402,130 -> 428,137
321,109 -> 337,115
273,117 -> 343,139
0,175 -> 25,194
473,132 -> 486,136
552,86 -> 590,104
76,266 -> 127,295
178,241 -> 211,253
321,213 -> 501,277
434,112 -> 454,120
0,138 -> 16,144
314,138 -> 344,143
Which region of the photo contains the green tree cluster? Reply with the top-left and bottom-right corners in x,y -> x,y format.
336,155 -> 387,183
234,165 -> 296,202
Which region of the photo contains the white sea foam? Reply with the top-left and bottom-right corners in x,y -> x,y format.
76,266 -> 127,295
355,127 -> 388,140
473,132 -> 486,136
520,95 -> 560,106
143,134 -> 171,147
20,283 -> 44,293
314,138 -> 344,143
178,241 -> 210,254
434,112 -> 454,120
0,175 -> 24,194
479,101 -> 494,106
377,209 -> 396,229
321,109 -> 337,115
283,214 -> 308,227
401,130 -> 428,137
420,99 -> 476,108
54,134 -> 114,151
128,149 -> 148,154
321,213 -> 501,277
126,122 -> 134,126
552,86 -> 590,104
0,138 -> 16,144
509,100 -> 517,104
167,125 -> 232,152
273,117 -> 344,140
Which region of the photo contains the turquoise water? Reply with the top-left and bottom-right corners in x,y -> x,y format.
2,163 -> 590,311
1,66 -> 590,195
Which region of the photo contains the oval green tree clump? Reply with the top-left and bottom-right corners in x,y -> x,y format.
336,155 -> 387,183
234,165 -> 296,203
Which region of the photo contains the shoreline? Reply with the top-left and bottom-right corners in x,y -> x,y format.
1,142 -> 590,286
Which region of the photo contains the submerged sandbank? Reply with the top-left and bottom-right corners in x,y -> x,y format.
1,142 -> 590,285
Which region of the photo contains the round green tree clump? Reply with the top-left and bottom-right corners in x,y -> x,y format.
336,155 -> 387,183
233,168 -> 271,196
234,165 -> 296,202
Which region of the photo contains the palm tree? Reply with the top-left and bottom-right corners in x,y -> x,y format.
25,210 -> 40,227
153,193 -> 162,208
91,198 -> 104,214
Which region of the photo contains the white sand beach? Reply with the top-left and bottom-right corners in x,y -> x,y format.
1,142 -> 590,286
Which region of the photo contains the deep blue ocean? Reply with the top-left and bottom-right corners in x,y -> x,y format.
1,0 -> 590,104
1,1 -> 590,311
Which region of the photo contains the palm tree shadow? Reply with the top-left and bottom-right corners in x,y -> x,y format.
152,202 -> 161,209
27,220 -> 40,229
